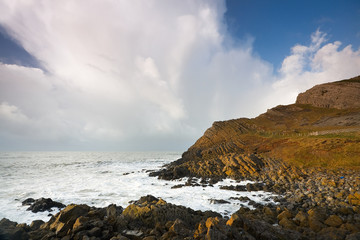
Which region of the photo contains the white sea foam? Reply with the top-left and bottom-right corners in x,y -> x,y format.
0,152 -> 277,224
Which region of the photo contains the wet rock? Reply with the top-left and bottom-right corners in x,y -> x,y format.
22,197 -> 66,213
246,182 -> 264,191
122,229 -> 143,238
21,198 -> 35,206
171,184 -> 184,189
209,199 -> 230,204
220,185 -> 247,191
230,196 -> 250,202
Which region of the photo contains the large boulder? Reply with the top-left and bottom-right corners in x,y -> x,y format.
122,195 -> 220,230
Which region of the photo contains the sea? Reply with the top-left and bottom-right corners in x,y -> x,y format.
0,152 -> 276,224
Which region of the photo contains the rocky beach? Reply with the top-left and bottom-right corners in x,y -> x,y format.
1,76 -> 360,239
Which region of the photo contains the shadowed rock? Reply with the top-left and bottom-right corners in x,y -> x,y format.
22,198 -> 66,213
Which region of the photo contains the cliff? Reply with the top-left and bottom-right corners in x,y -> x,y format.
152,76 -> 360,181
296,76 -> 360,109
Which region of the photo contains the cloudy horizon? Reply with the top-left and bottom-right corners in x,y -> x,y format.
0,0 -> 359,151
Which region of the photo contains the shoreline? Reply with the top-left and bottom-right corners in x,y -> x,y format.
1,167 -> 360,239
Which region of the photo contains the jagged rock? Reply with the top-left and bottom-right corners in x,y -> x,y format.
122,195 -> 220,230
22,197 -> 66,213
45,204 -> 90,237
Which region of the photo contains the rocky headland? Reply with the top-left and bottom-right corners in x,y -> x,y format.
149,76 -> 360,239
1,76 -> 360,240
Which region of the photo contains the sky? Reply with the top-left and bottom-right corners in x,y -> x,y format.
0,0 -> 359,151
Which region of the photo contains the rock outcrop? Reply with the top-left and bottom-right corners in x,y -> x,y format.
148,76 -> 360,239
22,198 -> 66,213
296,76 -> 360,109
2,194 -> 360,239
151,76 -> 360,182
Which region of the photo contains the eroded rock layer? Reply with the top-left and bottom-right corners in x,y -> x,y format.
296,76 -> 360,109
152,76 -> 360,182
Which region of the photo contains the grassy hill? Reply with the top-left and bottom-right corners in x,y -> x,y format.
153,76 -> 360,181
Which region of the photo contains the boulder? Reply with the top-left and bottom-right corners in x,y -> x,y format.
209,199 -> 230,204
279,217 -> 297,230
122,195 -> 220,229
30,220 -> 45,230
294,211 -> 308,227
277,209 -> 292,221
47,204 -> 90,237
325,215 -> 343,227
0,218 -> 28,240
22,197 -> 66,213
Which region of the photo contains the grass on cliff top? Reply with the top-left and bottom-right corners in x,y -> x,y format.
253,104 -> 360,134
255,132 -> 360,169
197,99 -> 360,170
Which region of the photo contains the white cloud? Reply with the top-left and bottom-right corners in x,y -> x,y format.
0,2 -> 359,150
269,30 -> 360,107
0,101 -> 28,123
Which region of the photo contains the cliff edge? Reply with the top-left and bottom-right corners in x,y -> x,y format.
151,76 -> 360,182
296,76 -> 360,109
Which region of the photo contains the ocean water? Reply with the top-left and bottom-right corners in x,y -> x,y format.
0,152 -> 276,224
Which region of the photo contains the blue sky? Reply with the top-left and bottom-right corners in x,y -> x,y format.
0,0 -> 359,151
225,0 -> 360,69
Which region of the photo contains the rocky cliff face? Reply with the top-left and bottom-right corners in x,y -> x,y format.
296,76 -> 360,109
152,76 -> 360,181
146,76 -> 360,239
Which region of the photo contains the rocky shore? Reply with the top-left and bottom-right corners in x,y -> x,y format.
1,167 -> 360,240
1,76 -> 359,239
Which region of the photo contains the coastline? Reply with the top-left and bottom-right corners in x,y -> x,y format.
1,167 -> 360,239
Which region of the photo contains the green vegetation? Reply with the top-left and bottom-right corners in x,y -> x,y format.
228,104 -> 360,169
